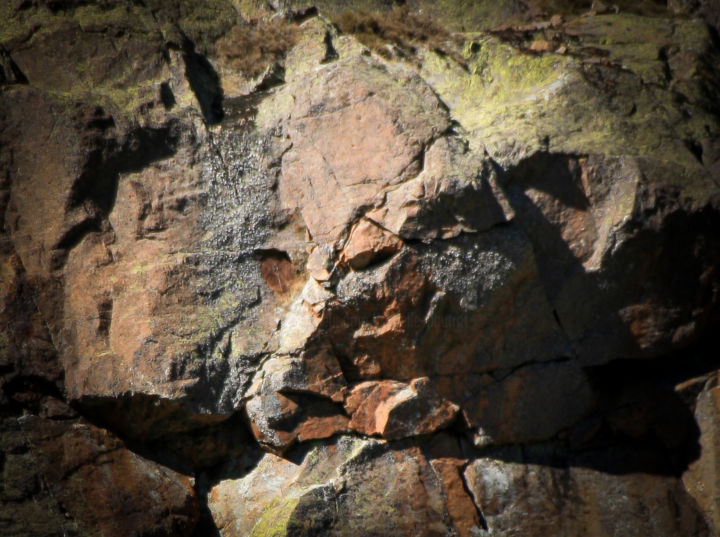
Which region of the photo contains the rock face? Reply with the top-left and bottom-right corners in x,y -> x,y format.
1,1 -> 720,536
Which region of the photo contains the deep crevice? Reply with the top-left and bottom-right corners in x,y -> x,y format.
459,461 -> 489,532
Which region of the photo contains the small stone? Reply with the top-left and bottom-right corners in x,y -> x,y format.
346,378 -> 459,440
306,245 -> 334,281
529,39 -> 555,52
340,218 -> 403,270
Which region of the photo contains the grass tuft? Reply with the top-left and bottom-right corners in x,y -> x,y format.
332,6 -> 464,65
216,18 -> 298,79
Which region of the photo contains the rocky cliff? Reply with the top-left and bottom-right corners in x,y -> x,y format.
1,1 -> 720,536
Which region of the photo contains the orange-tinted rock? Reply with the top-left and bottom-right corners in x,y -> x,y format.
278,56 -> 449,246
3,5 -> 720,537
260,250 -> 301,295
365,136 -> 512,240
324,224 -> 570,442
425,435 -> 484,537
340,218 -> 403,270
529,39 -> 556,52
2,80 -> 303,430
346,378 -> 459,440
246,386 -> 349,451
306,245 -> 334,281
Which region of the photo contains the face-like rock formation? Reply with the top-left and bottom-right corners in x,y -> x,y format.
1,1 -> 720,536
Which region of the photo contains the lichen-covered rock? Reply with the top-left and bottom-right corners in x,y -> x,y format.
2,1 -> 720,536
209,435 -> 484,537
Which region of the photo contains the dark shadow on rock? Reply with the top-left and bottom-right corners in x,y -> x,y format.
53,117 -> 181,270
476,151 -> 720,476
77,395 -> 265,537
75,393 -> 257,474
474,325 -> 720,476
504,152 -> 590,211
0,46 -> 28,85
574,347 -> 714,475
182,37 -> 224,124
494,153 -> 603,332
160,81 -> 176,110
497,151 -> 720,360
68,117 -> 180,213
190,441 -> 266,537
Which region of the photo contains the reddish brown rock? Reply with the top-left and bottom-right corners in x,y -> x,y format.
260,250 -> 301,295
346,378 -> 459,440
278,55 -> 450,246
339,218 -> 403,270
208,436 -> 485,537
0,407 -> 199,537
245,368 -> 349,451
365,136 -> 512,240
423,434 -> 485,537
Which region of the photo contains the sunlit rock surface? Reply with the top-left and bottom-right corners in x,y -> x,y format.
1,1 -> 719,536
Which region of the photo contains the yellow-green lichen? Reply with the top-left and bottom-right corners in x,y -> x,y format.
421,36 -> 577,159
73,4 -> 152,32
167,0 -> 242,53
419,12 -> 719,170
0,4 -> 59,46
249,495 -> 302,537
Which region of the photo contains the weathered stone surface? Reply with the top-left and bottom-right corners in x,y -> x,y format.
345,378 -> 459,439
365,136 -> 513,240
0,406 -> 199,537
683,378 -> 720,535
209,435 -> 484,537
501,152 -> 720,364
450,360 -> 594,445
465,457 -> 711,537
2,2 -> 720,536
276,54 -> 450,245
339,218 -> 403,270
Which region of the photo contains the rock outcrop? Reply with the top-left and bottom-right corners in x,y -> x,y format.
1,1 -> 719,536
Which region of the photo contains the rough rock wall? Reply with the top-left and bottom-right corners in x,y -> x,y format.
1,1 -> 720,536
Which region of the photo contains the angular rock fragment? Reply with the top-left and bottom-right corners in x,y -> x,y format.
339,218 -> 403,270
345,378 -> 459,439
277,55 -> 450,245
